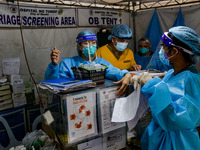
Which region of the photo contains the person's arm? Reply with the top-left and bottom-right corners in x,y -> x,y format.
113,73 -> 132,97
99,58 -> 131,97
130,49 -> 141,71
142,73 -> 200,131
45,63 -> 59,80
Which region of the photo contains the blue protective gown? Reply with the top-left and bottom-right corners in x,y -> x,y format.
134,54 -> 152,70
147,51 -> 172,71
45,56 -> 129,81
141,69 -> 200,150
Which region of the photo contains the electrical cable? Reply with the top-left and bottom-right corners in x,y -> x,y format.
16,0 -> 45,112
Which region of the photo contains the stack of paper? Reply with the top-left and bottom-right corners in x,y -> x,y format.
39,78 -> 96,93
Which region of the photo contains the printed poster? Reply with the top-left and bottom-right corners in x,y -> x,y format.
98,87 -> 125,134
65,91 -> 97,143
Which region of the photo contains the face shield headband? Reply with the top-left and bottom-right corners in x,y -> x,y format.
76,35 -> 97,43
161,32 -> 194,55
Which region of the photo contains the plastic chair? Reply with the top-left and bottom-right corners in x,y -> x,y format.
0,116 -> 21,150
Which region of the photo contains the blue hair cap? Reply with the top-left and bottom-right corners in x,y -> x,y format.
76,30 -> 97,44
169,26 -> 200,56
108,24 -> 132,40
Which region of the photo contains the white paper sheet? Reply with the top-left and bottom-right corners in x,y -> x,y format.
2,58 -> 20,75
77,137 -> 103,150
127,93 -> 149,131
111,84 -> 141,122
98,87 -> 125,134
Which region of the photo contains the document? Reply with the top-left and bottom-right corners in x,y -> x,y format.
102,127 -> 126,150
2,58 -> 20,75
77,137 -> 103,150
98,87 -> 125,134
127,92 -> 149,131
111,84 -> 141,122
65,91 -> 97,143
39,78 -> 96,93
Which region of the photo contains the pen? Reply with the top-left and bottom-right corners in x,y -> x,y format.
50,48 -> 65,59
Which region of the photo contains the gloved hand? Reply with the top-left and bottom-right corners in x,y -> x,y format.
130,75 -> 139,90
138,72 -> 152,85
130,72 -> 152,90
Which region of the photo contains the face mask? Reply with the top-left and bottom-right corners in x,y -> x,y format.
114,42 -> 128,52
82,45 -> 97,58
159,48 -> 170,66
139,47 -> 149,55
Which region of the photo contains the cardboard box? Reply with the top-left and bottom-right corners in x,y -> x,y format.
0,89 -> 11,96
0,98 -> 13,111
0,84 -> 10,91
10,78 -> 24,85
11,84 -> 25,93
0,103 -> 13,111
0,94 -> 12,101
13,97 -> 27,107
12,91 -> 25,100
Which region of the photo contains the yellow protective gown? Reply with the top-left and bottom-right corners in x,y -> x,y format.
96,44 -> 136,70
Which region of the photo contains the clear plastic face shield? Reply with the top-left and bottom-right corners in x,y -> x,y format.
76,35 -> 98,60
161,32 -> 194,55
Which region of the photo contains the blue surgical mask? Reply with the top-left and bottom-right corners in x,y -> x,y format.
159,48 -> 170,66
114,42 -> 128,52
139,47 -> 149,55
82,45 -> 97,58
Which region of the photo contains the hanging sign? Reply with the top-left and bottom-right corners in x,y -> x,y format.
0,2 -> 76,28
78,8 -> 130,26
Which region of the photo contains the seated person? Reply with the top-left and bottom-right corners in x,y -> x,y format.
45,30 -> 131,97
134,38 -> 153,70
96,24 -> 141,71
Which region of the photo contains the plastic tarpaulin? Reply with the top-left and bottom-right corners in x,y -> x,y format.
145,10 -> 162,52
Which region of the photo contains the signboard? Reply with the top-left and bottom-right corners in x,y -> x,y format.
65,91 -> 97,143
78,8 -> 130,26
0,2 -> 76,28
98,87 -> 126,134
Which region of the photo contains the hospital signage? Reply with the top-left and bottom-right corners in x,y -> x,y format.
78,8 -> 130,27
0,2 -> 76,28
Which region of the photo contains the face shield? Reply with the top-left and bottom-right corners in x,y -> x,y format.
161,32 -> 194,55
76,35 -> 97,58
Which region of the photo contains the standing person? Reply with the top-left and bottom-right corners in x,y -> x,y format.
45,30 -> 131,97
130,26 -> 200,149
96,24 -> 141,71
134,38 -> 153,70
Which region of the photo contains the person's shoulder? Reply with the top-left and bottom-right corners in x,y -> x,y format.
98,44 -> 109,50
125,48 -> 134,54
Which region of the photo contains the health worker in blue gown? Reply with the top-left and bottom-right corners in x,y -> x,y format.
134,38 -> 153,70
45,30 -> 132,97
132,26 -> 200,150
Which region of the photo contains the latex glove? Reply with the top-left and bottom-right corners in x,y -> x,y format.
130,75 -> 139,90
138,72 -> 152,85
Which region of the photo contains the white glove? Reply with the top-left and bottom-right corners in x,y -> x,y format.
130,75 -> 139,90
130,72 -> 152,90
138,72 -> 152,85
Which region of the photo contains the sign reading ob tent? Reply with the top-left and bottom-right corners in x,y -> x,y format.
78,8 -> 130,27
